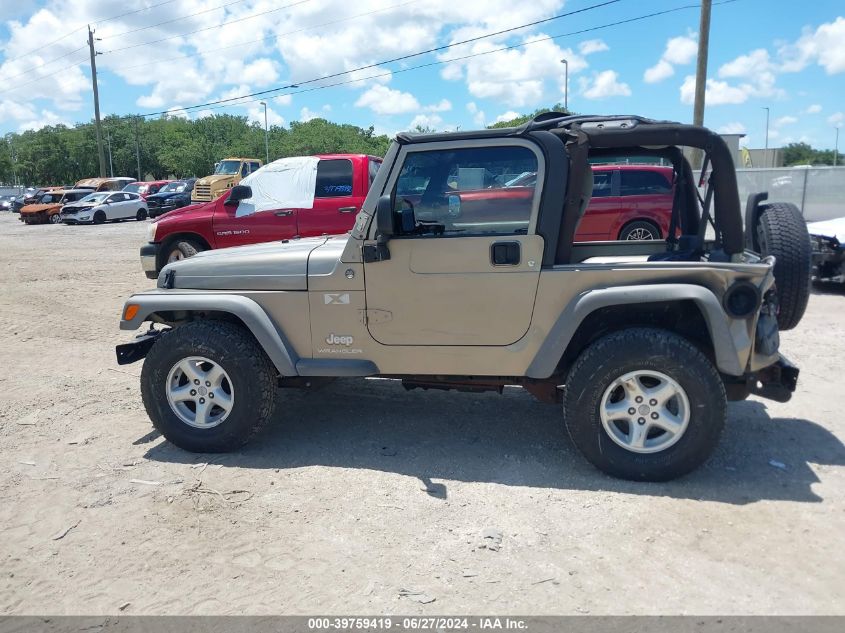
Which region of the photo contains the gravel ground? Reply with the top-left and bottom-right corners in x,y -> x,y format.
0,212 -> 843,615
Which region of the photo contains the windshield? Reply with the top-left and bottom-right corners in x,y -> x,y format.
123,183 -> 147,194
160,181 -> 187,193
214,160 -> 241,175
80,193 -> 109,204
38,193 -> 63,203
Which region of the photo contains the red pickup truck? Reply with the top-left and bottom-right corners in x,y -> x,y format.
141,154 -> 381,278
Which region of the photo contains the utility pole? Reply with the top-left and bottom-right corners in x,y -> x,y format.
87,25 -> 106,178
260,101 -> 269,163
134,117 -> 142,180
763,106 -> 770,168
560,59 -> 569,112
106,128 -> 114,177
691,0 -> 712,169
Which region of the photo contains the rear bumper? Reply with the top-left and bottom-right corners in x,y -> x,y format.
748,354 -> 799,403
140,242 -> 160,279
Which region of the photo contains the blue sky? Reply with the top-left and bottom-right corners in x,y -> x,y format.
1,0 -> 843,151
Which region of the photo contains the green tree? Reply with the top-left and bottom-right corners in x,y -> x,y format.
487,103 -> 572,129
782,142 -> 843,166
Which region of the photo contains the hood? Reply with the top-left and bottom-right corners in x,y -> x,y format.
197,174 -> 236,186
148,191 -> 185,202
21,203 -> 61,214
159,236 -> 330,291
64,201 -> 98,209
807,217 -> 845,244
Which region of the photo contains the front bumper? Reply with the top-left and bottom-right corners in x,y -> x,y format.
140,242 -> 160,279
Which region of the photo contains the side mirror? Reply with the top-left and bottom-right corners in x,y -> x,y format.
225,185 -> 252,206
375,194 -> 395,238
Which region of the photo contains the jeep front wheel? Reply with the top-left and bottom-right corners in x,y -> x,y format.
140,321 -> 277,452
563,327 -> 726,481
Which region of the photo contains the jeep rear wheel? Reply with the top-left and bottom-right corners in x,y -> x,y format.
563,327 -> 726,481
755,202 -> 811,330
140,321 -> 277,452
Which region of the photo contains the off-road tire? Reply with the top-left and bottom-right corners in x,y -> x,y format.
563,327 -> 726,481
163,239 -> 201,266
618,219 -> 661,240
93,210 -> 106,225
755,202 -> 811,331
136,208 -> 148,221
141,320 -> 277,452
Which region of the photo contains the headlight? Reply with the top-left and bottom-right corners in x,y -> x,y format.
146,222 -> 158,242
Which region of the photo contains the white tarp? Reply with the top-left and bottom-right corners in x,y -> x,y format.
234,155 -> 319,217
807,217 -> 845,243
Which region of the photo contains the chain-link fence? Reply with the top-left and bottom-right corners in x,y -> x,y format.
736,167 -> 845,222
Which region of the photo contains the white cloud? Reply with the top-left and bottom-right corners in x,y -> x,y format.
164,107 -> 190,120
439,33 -> 588,107
425,99 -> 452,113
644,33 -> 697,83
774,115 -> 797,128
17,108 -> 69,132
408,113 -> 442,130
578,39 -> 609,55
680,75 -> 748,105
718,122 -> 747,135
719,49 -> 772,78
644,60 -> 674,84
355,84 -> 420,115
493,111 -> 520,124
466,102 -> 486,127
779,17 -> 845,74
580,70 -> 631,99
299,107 -> 319,122
247,103 -> 284,127
829,112 -> 845,127
274,95 -> 292,107
806,104 -> 822,114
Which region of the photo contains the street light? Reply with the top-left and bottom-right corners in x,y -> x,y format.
560,59 -> 569,112
259,101 -> 269,164
835,126 -> 840,167
762,106 -> 770,168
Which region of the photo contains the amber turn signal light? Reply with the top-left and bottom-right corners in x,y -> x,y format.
123,304 -> 140,321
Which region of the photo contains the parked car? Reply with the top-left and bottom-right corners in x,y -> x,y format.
141,154 -> 380,277
117,114 -> 809,482
60,191 -> 148,224
146,179 -> 197,218
19,189 -> 92,224
123,180 -> 173,199
74,177 -> 136,192
0,195 -> 14,211
191,158 -> 262,203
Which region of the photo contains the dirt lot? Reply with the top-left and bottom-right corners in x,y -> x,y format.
0,212 -> 843,615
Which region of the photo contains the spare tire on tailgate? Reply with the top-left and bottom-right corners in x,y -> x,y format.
755,202 -> 811,330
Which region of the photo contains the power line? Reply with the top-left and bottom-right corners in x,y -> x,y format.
0,0 -> 182,70
191,1 -> 733,117
139,0 -> 626,116
102,0 -> 314,54
0,46 -> 88,83
116,0 -> 422,74
5,56 -> 92,93
99,0 -> 253,41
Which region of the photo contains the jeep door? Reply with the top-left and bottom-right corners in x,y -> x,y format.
364,141 -> 544,346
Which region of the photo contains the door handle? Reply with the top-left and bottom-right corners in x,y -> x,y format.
275,210 -> 293,217
490,241 -> 521,266
338,206 -> 357,213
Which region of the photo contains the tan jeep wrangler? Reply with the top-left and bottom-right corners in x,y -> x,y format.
116,114 -> 811,481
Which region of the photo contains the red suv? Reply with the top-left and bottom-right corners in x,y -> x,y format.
141,154 -> 381,278
577,165 -> 673,241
